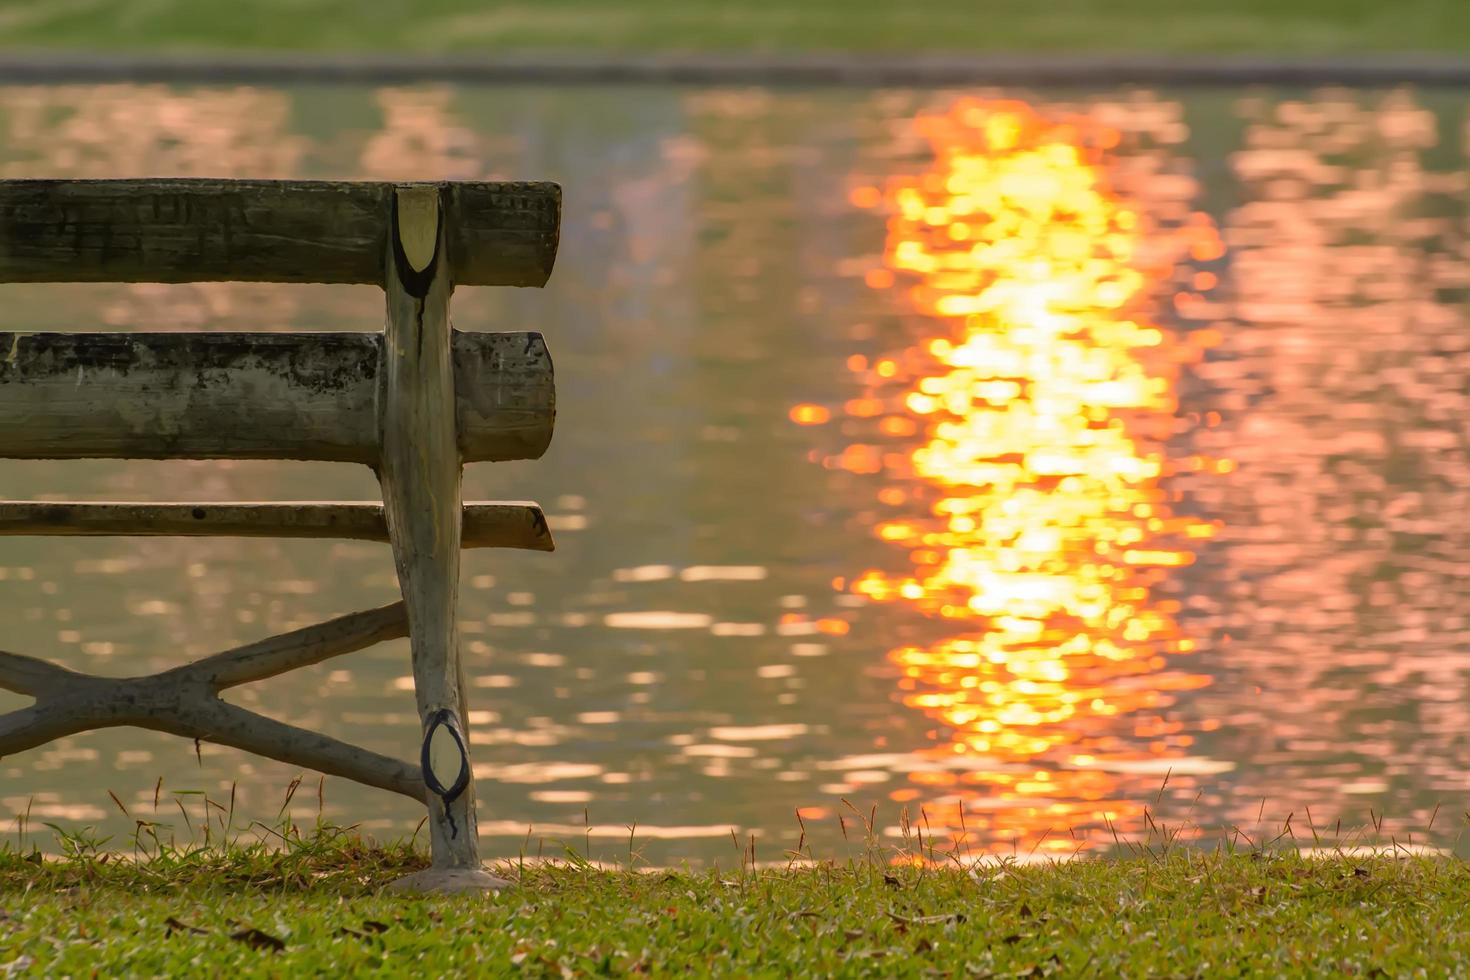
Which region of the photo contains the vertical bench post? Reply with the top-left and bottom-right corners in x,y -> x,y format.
378,185 -> 500,892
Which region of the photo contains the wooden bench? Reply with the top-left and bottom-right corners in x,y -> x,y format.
0,178 -> 560,893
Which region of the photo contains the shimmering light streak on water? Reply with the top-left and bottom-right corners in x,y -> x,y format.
818,100 -> 1226,855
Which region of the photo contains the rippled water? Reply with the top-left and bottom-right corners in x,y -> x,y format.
2,82 -> 1469,864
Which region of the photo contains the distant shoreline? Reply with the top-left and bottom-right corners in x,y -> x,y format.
1,51 -> 1468,87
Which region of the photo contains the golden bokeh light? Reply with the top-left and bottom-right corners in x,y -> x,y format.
844,99 -> 1222,856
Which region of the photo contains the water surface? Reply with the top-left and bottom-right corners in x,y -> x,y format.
2,82 -> 1468,864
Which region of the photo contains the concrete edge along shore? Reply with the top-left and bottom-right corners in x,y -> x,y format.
0,50 -> 1468,87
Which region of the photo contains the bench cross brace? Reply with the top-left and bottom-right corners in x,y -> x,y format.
0,603 -> 426,801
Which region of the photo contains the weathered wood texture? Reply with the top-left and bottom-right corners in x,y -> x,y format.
0,501 -> 554,551
175,601 -> 408,690
379,186 -> 484,871
0,331 -> 554,462
0,604 -> 425,799
0,179 -> 560,286
0,177 -> 563,884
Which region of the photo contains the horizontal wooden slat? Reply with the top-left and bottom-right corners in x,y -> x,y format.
451,330 -> 557,463
0,179 -> 560,286
0,501 -> 555,551
0,330 -> 554,462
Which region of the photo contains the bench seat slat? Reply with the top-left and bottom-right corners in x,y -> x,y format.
0,500 -> 555,551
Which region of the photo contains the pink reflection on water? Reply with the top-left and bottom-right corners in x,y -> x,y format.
1183,91 -> 1470,840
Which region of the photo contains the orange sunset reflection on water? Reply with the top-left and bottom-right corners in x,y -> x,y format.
16,81 -> 1470,863
826,99 -> 1230,856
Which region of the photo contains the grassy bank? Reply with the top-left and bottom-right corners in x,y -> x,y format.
0,0 -> 1468,56
2,825 -> 1469,976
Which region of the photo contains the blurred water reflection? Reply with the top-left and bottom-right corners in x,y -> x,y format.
810,98 -> 1224,857
1,82 -> 1468,863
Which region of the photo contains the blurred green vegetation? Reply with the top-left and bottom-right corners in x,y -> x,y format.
0,0 -> 1467,54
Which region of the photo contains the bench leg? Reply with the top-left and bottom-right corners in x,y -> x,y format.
380,184 -> 507,894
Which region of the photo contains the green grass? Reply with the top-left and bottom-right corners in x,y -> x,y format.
0,0 -> 1468,55
4,807 -> 1470,976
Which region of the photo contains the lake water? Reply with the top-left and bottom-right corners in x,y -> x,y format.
3,82 -> 1469,865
